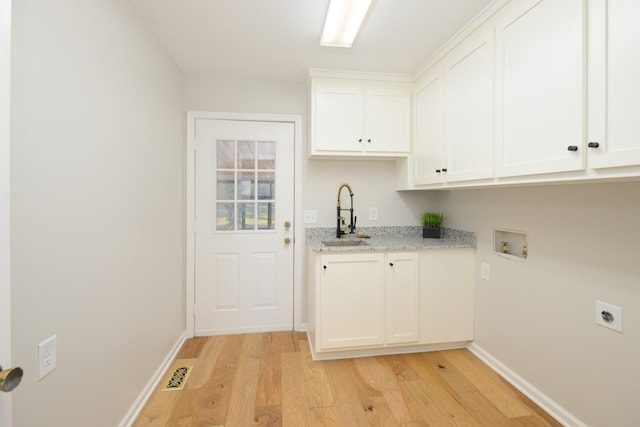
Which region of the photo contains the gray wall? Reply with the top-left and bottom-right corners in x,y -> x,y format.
11,0 -> 185,425
434,181 -> 640,426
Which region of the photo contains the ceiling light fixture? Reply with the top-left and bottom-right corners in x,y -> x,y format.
320,0 -> 373,48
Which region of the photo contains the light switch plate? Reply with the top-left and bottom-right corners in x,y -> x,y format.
303,210 -> 317,224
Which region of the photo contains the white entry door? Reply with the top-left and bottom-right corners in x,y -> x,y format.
194,119 -> 295,335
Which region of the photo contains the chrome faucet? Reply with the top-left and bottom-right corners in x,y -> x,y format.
336,183 -> 356,238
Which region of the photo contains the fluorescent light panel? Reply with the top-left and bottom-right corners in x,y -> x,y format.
321,0 -> 372,48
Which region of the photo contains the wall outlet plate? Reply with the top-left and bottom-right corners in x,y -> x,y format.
481,262 -> 490,281
369,207 -> 378,221
595,301 -> 622,333
38,334 -> 57,380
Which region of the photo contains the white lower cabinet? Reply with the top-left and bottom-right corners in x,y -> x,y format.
317,252 -> 386,349
308,248 -> 473,357
420,248 -> 474,344
385,252 -> 420,344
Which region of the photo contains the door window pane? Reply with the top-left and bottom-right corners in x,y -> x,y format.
237,140 -> 255,169
216,202 -> 234,231
258,202 -> 275,230
237,172 -> 255,200
215,138 -> 276,232
257,141 -> 275,170
257,172 -> 275,200
216,140 -> 235,169
237,203 -> 255,230
216,171 -> 235,200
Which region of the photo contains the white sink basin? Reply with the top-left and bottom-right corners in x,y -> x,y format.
321,240 -> 369,247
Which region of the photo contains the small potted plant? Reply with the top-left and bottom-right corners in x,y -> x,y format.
421,212 -> 443,238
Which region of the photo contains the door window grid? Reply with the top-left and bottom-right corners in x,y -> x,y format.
215,139 -> 276,231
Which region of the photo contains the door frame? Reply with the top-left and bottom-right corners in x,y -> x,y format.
1,0 -> 13,425
186,112 -> 303,337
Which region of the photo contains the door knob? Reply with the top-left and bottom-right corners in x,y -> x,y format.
284,237 -> 292,244
0,366 -> 24,392
284,221 -> 291,230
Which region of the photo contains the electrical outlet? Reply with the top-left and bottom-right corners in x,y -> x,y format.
369,207 -> 378,221
303,210 -> 317,224
38,335 -> 57,380
595,301 -> 622,333
481,262 -> 490,281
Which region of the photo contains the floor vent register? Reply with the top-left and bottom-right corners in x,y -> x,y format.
162,366 -> 192,391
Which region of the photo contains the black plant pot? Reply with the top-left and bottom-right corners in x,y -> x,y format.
422,227 -> 441,239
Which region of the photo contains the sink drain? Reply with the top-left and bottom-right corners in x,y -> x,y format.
162,366 -> 192,391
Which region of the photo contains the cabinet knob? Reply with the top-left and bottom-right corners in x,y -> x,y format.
588,142 -> 600,148
367,139 -> 372,143
358,138 -> 362,143
442,168 -> 448,172
435,169 -> 441,173
389,262 -> 394,267
567,145 -> 578,152
323,265 -> 327,269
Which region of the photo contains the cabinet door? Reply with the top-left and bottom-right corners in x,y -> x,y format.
413,65 -> 445,185
313,80 -> 363,153
365,86 -> 410,153
385,252 -> 420,344
420,248 -> 474,344
445,27 -> 494,182
494,0 -> 585,177
588,0 -> 640,169
319,253 -> 385,349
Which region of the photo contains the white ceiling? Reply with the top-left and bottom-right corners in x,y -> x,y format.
131,0 -> 494,82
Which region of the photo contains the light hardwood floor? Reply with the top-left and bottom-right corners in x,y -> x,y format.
133,332 -> 561,426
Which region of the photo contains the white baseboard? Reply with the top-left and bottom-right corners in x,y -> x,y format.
467,343 -> 587,427
118,331 -> 187,427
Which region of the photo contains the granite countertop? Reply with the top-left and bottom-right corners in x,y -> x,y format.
306,226 -> 476,252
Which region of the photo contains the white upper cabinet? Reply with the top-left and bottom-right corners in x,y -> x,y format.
412,25 -> 494,186
587,0 -> 640,169
413,64 -> 445,185
310,77 -> 410,157
444,26 -> 494,182
312,81 -> 363,154
366,86 -> 411,153
494,0 -> 586,177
